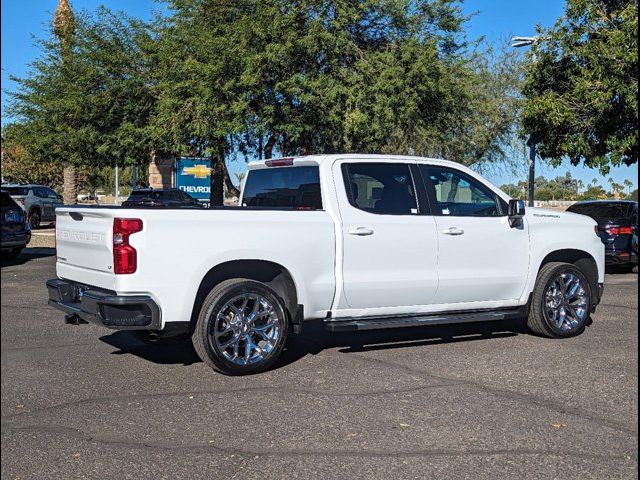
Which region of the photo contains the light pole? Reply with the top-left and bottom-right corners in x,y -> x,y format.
512,36 -> 539,207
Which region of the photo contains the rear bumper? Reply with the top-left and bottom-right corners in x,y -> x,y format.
605,251 -> 637,266
46,278 -> 161,330
1,231 -> 31,250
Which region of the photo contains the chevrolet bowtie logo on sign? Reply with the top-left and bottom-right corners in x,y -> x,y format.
175,157 -> 211,200
182,164 -> 211,179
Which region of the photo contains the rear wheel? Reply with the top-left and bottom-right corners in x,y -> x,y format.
527,262 -> 592,338
28,210 -> 41,230
192,278 -> 288,375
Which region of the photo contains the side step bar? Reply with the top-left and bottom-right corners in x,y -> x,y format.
324,308 -> 526,332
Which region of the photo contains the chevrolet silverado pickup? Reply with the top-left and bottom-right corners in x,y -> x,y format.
47,154 -> 605,375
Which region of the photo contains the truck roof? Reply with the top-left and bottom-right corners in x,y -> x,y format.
247,154 -> 462,169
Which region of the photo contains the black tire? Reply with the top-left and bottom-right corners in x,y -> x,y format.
192,278 -> 289,375
527,262 -> 591,338
2,248 -> 22,260
28,210 -> 41,230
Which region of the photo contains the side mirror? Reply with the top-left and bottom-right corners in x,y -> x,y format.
508,199 -> 526,227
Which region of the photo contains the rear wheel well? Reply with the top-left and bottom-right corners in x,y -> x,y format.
189,260 -> 298,333
539,249 -> 599,295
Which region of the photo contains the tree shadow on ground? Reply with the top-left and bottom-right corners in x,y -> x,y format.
99,317 -> 527,371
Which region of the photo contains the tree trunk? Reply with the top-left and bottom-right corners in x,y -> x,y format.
62,165 -> 77,205
209,155 -> 225,207
264,135 -> 278,160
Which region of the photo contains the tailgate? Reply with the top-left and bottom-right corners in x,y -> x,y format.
55,208 -> 116,288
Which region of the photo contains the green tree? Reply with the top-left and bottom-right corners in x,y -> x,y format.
153,0 -> 523,206
6,7 -> 156,202
1,124 -> 64,188
521,0 -> 638,174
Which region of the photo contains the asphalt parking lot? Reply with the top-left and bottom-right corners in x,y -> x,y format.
1,249 -> 638,480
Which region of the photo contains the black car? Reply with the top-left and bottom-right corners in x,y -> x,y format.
1,190 -> 31,259
122,189 -> 204,208
567,200 -> 638,272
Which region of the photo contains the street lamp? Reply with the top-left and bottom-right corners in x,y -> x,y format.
512,35 -> 539,207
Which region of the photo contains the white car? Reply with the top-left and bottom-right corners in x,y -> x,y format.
47,154 -> 605,375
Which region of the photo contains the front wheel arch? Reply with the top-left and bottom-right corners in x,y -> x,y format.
535,249 -> 599,303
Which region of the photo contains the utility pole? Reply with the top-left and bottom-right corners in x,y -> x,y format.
512,36 -> 540,207
115,164 -> 119,205
527,139 -> 536,206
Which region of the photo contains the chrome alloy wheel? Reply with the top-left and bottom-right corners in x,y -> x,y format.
544,271 -> 589,332
210,293 -> 282,366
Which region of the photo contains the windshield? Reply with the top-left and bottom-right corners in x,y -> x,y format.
4,186 -> 29,196
128,191 -> 164,201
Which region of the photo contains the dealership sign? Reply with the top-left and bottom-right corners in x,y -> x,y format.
175,157 -> 211,200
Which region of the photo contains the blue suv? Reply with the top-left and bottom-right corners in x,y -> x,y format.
1,190 -> 31,259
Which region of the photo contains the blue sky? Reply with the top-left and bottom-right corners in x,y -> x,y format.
1,0 -> 637,189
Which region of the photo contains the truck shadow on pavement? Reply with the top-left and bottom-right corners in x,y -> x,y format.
99,318 -> 526,370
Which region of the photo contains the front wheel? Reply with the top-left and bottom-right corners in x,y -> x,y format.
28,210 -> 41,230
527,262 -> 592,338
192,278 -> 289,375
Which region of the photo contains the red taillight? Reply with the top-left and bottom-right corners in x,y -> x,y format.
113,218 -> 143,274
606,226 -> 633,235
265,158 -> 294,167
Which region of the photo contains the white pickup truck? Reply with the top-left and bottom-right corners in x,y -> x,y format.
47,154 -> 605,375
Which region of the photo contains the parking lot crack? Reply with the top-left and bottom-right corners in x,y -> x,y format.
348,354 -> 639,436
1,423 -> 634,462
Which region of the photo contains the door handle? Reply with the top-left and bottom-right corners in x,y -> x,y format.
442,227 -> 464,236
348,227 -> 374,236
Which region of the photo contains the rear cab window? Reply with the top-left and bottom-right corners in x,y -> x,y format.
242,166 -> 322,209
568,203 -> 634,223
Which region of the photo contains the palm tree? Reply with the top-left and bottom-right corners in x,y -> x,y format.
234,171 -> 246,189
623,179 -> 634,197
54,0 -> 78,205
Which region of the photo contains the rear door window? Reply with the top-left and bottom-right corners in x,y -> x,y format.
242,166 -> 322,209
342,163 -> 418,215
